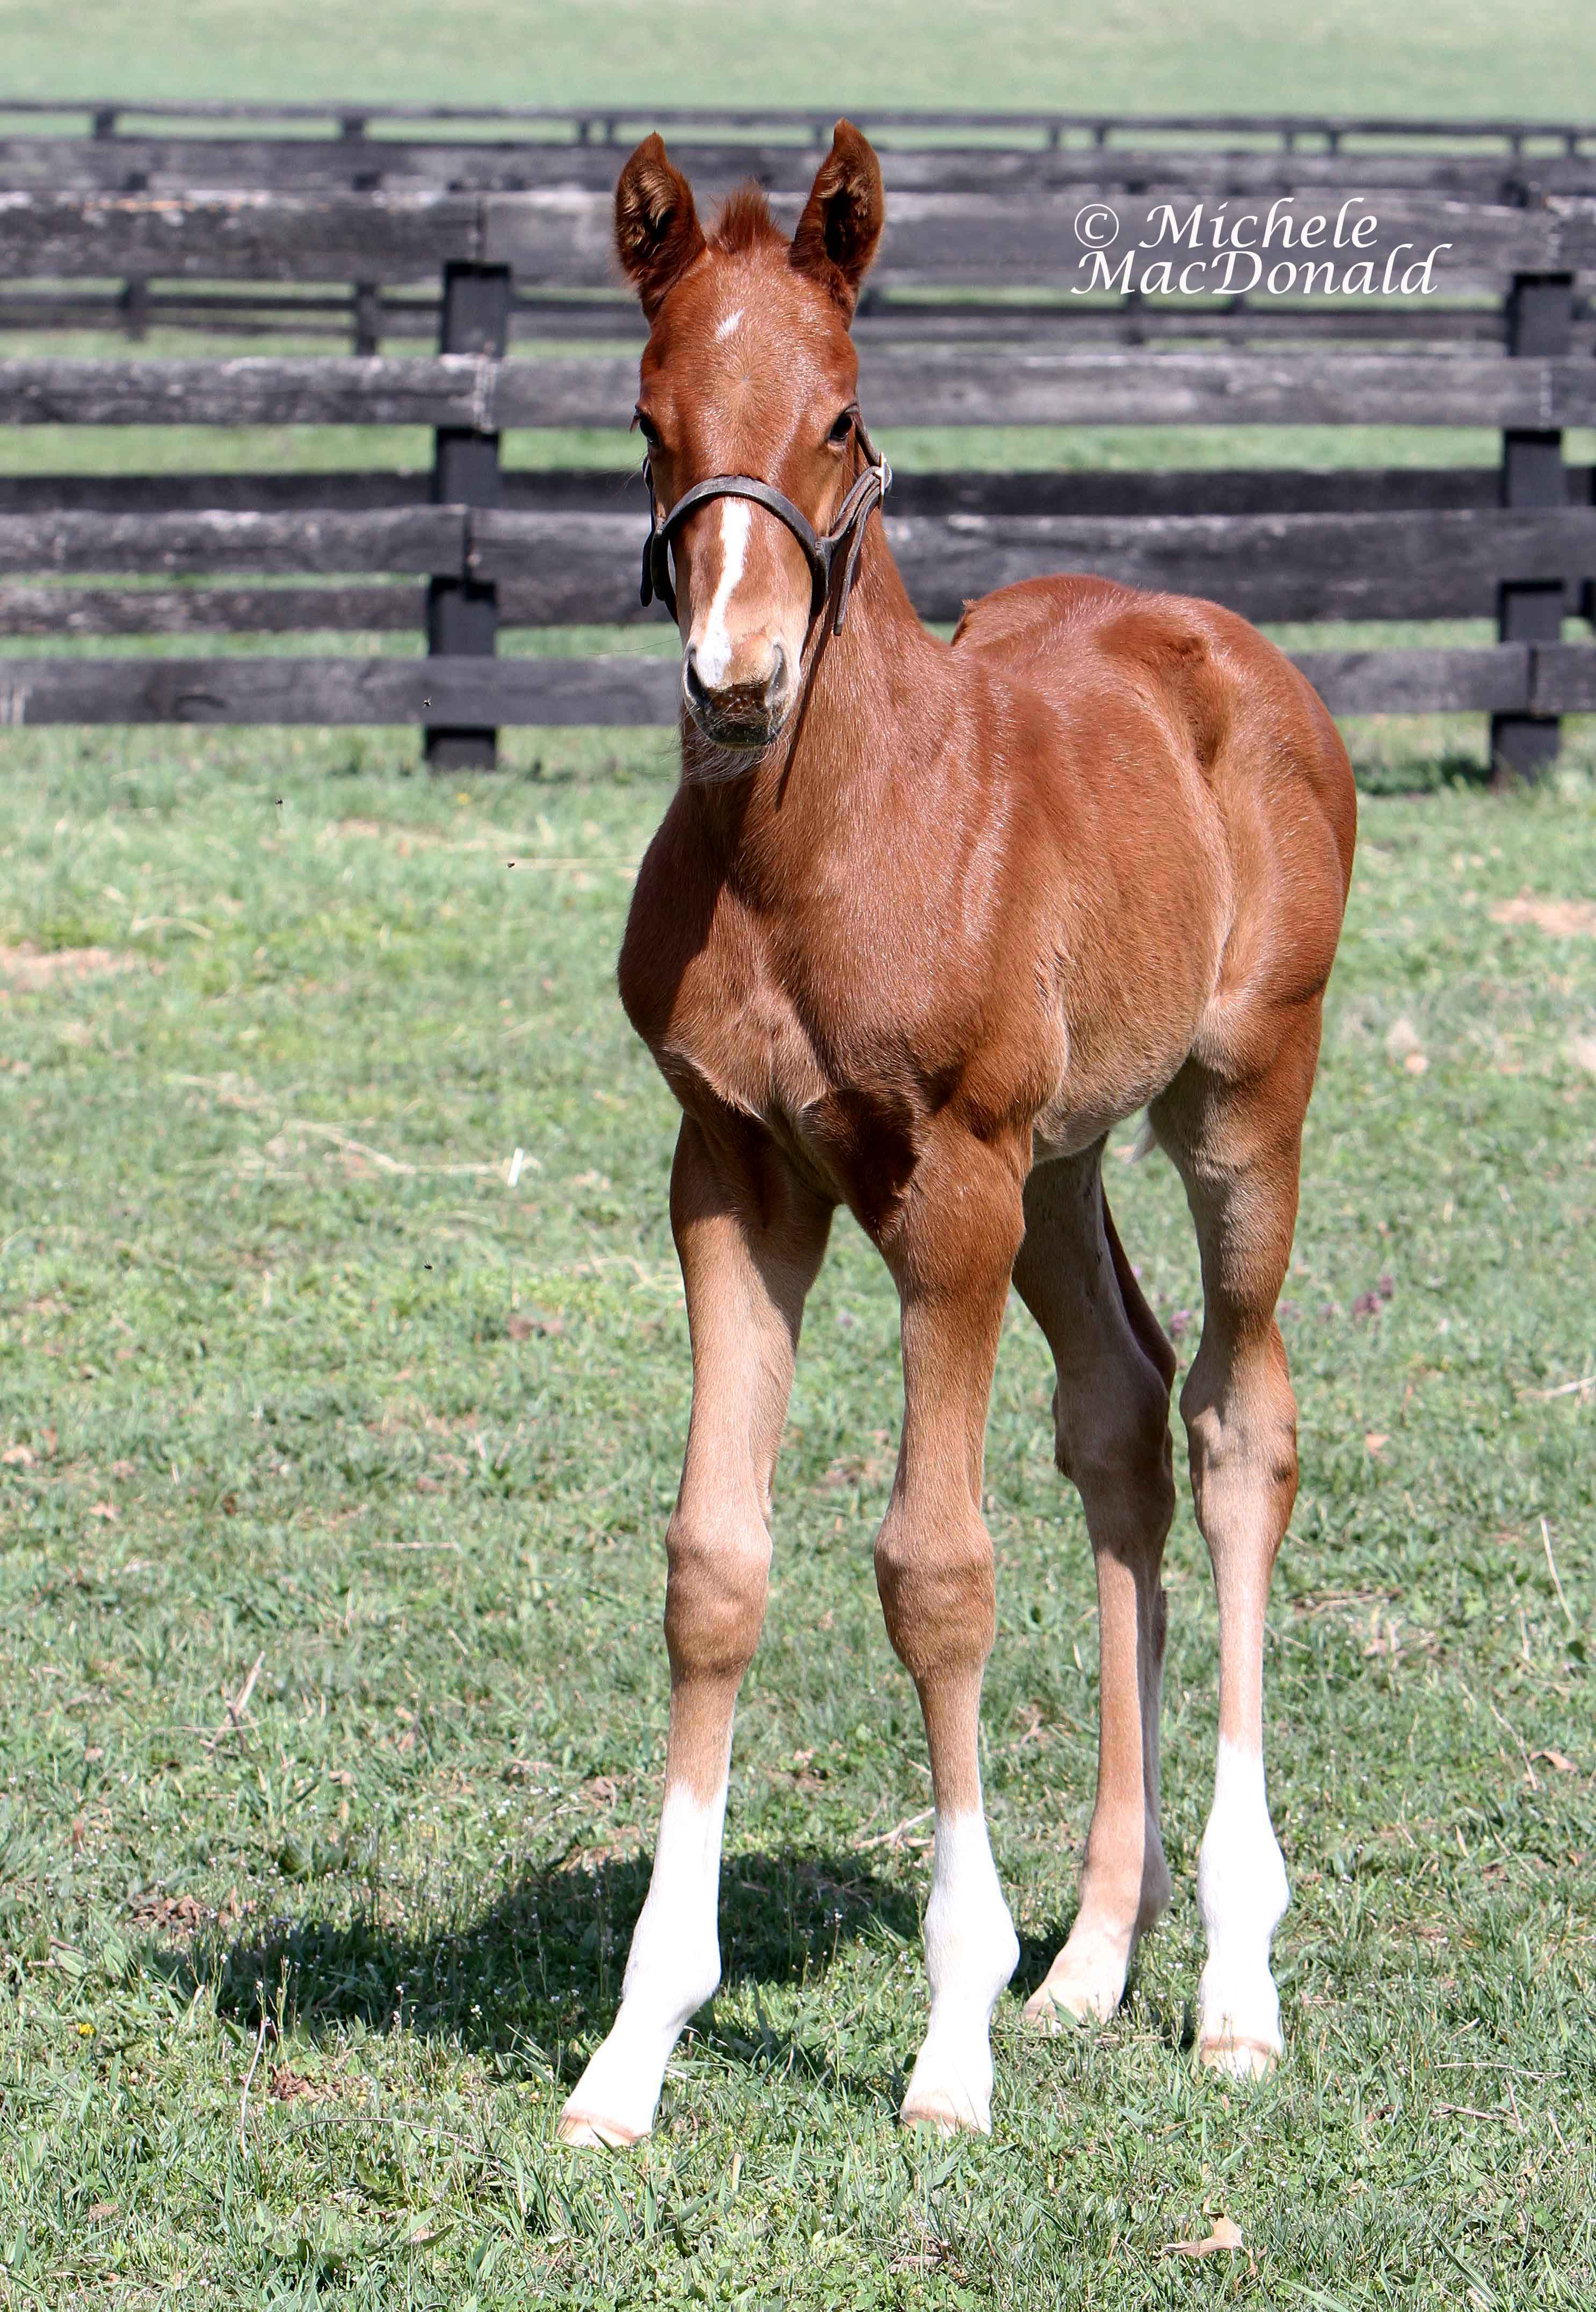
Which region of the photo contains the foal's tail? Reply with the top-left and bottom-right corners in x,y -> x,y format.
1101,1182 -> 1178,1397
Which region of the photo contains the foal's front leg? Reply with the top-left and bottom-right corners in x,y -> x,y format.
558,1119 -> 831,2147
874,1135 -> 1027,2134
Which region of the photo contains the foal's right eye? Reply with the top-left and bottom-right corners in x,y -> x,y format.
635,410 -> 663,450
827,407 -> 857,447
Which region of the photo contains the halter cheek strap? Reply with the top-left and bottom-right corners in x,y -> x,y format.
639,412 -> 891,639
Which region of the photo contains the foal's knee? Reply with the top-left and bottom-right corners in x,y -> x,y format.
874,1497 -> 995,1685
663,1511 -> 771,1683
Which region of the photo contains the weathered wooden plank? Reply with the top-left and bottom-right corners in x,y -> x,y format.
5,97 -> 1593,135
0,356 -> 492,426
4,133 -> 1595,200
0,281 -> 1536,351
0,582 -> 420,633
0,645 -> 1584,726
1293,645 -> 1530,713
16,349 -> 1591,432
1532,642 -> 1596,712
875,506 -> 1596,620
512,296 -> 1526,350
854,466 -> 1529,517
3,463 -> 1561,521
465,505 -> 1596,625
0,507 -> 465,575
0,291 -> 359,340
0,654 -> 680,724
492,348 -> 1596,430
0,470 -> 434,513
4,185 -> 1587,291
0,189 -> 481,280
480,185 -> 1584,292
2,503 -> 1590,619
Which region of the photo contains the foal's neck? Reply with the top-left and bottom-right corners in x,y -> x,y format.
681,518 -> 955,845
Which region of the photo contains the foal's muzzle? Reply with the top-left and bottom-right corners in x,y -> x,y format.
683,640 -> 792,748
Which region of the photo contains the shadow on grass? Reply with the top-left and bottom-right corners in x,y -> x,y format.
1350,749 -> 1494,799
150,1849 -> 930,2090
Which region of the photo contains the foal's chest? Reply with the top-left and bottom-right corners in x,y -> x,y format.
620,842 -> 967,1222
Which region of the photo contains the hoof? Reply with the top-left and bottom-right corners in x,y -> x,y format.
1198,2033 -> 1281,2081
1022,1947 -> 1126,2032
1022,1978 -> 1119,2033
900,2088 -> 990,2136
556,2106 -> 648,2148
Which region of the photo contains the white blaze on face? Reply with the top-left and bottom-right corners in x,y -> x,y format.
1196,1735 -> 1289,2064
691,498 -> 752,684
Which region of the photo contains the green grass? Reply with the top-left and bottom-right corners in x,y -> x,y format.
1,6 -> 1595,2302
1,0 -> 1594,120
0,731 -> 1593,2306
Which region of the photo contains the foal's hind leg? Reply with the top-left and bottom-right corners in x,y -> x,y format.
1153,1034 -> 1318,2077
1011,1151 -> 1177,2028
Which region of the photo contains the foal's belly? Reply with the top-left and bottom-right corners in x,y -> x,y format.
1029,954 -> 1217,1161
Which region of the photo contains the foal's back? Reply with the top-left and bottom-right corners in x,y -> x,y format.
953,571 -> 1358,1083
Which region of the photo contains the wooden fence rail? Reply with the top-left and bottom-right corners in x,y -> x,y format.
1,117 -> 1594,772
2,508 -> 1593,627
9,284 -> 1590,352
4,188 -> 1594,291
8,137 -> 1596,201
1,642 -> 1590,727
5,351 -> 1596,430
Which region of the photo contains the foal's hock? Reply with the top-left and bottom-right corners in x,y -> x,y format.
558,122 -> 1356,2147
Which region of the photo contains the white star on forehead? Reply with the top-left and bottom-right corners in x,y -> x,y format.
713,307 -> 745,342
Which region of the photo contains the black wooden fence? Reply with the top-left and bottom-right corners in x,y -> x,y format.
1,104 -> 1594,773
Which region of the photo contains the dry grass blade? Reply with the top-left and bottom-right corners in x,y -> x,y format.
1163,2214 -> 1244,2258
853,1807 -> 935,1852
1541,1518 -> 1575,1627
238,2005 -> 268,2161
202,1651 -> 265,1751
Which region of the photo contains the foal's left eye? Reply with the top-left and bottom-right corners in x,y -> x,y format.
827,407 -> 857,447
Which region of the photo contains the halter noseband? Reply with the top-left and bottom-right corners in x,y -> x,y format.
639,410 -> 892,640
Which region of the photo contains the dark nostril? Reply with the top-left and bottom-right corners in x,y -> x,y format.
683,648 -> 709,708
765,643 -> 787,700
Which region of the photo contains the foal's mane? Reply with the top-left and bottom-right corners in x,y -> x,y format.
709,182 -> 786,256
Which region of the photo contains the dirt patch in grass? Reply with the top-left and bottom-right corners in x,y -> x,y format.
0,943 -> 139,990
1490,895 -> 1596,938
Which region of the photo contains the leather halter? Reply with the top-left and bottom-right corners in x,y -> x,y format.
639,411 -> 892,639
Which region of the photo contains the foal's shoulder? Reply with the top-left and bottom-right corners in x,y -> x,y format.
617,788 -> 732,1046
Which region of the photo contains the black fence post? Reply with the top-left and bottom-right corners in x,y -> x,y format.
343,111 -> 383,351
118,277 -> 149,341
352,282 -> 382,357
425,262 -> 511,771
1491,272 -> 1574,785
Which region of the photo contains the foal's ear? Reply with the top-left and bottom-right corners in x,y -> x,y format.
790,120 -> 885,318
614,134 -> 706,321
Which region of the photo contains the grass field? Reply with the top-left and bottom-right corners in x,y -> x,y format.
1,3 -> 1594,2303
0,727 -> 1593,2307
1,0 -> 1595,119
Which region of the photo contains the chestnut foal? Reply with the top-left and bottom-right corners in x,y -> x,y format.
558,125 -> 1356,2146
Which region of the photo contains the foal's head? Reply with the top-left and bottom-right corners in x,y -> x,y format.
615,124 -> 886,749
